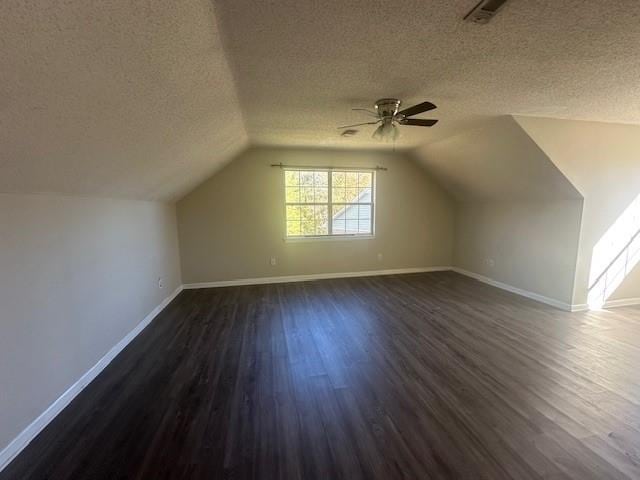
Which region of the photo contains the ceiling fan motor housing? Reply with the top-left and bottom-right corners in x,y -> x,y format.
375,98 -> 402,119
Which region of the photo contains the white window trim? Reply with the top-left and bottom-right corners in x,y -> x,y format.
282,167 -> 377,240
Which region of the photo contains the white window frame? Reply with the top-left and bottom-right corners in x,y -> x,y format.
283,167 -> 376,240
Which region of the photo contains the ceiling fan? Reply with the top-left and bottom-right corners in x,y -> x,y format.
338,98 -> 438,141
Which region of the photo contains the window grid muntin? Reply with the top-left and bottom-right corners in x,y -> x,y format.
285,168 -> 374,237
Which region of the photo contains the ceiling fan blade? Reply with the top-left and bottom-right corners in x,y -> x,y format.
337,121 -> 380,129
398,118 -> 438,127
397,101 -> 437,117
352,108 -> 379,118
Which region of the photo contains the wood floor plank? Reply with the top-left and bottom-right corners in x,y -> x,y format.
2,271 -> 640,479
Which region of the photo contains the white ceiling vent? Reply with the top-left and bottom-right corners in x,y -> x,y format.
464,0 -> 509,24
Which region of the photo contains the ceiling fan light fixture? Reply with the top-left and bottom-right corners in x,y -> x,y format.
340,98 -> 438,141
372,119 -> 399,142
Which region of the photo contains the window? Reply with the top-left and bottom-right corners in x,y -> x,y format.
285,169 -> 375,238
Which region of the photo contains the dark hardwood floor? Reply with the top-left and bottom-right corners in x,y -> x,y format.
3,271 -> 640,479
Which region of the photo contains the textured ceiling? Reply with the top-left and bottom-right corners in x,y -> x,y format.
214,0 -> 640,149
3,0 -> 640,200
0,0 -> 247,200
414,116 -> 582,201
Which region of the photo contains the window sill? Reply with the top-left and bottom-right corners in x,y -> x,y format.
284,235 -> 375,243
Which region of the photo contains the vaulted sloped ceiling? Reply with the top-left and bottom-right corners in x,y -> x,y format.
412,116 -> 582,202
2,1 -> 640,200
0,0 -> 247,201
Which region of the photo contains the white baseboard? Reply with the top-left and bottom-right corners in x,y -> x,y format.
562,298 -> 640,312
451,267 -> 573,311
602,297 -> 640,309
0,285 -> 184,474
182,266 -> 452,289
570,303 -> 589,312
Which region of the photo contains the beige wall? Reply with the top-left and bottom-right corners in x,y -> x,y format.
454,200 -> 583,306
515,116 -> 640,306
0,193 -> 181,452
415,117 -> 584,307
177,147 -> 454,283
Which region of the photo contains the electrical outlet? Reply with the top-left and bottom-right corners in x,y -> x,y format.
270,256 -> 277,266
377,253 -> 383,262
158,277 -> 164,289
486,258 -> 495,268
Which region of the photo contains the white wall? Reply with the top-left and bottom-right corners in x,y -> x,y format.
515,116 -> 640,306
177,147 -> 455,283
0,193 -> 181,452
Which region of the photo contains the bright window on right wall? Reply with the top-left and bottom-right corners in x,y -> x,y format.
284,169 -> 375,238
